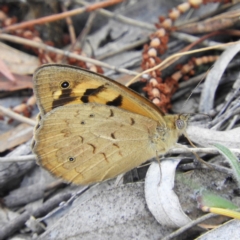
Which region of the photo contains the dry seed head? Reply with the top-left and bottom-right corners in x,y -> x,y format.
169,8 -> 180,20
148,48 -> 157,57
177,2 -> 190,13
150,38 -> 161,48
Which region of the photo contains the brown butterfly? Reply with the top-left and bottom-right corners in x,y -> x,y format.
32,64 -> 188,185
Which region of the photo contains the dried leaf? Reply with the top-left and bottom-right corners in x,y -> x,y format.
0,72 -> 33,91
199,42 -> 240,113
145,159 -> 191,228
187,126 -> 240,149
0,41 -> 39,75
0,58 -> 15,82
0,123 -> 33,152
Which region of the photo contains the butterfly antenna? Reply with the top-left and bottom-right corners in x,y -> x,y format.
183,132 -> 212,168
182,68 -> 211,110
184,133 -> 198,148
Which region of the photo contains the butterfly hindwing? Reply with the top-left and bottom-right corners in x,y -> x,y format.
33,103 -> 163,185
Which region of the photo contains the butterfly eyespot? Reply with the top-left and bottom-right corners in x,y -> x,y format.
61,81 -> 70,89
176,119 -> 185,129
89,114 -> 94,118
81,121 -> 85,125
68,157 -> 75,162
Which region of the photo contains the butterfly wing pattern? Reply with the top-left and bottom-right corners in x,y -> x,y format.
32,64 -> 188,185
33,64 -> 164,121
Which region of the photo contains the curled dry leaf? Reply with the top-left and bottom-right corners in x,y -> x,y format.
0,72 -> 33,91
145,159 -> 191,228
0,58 -> 15,82
187,126 -> 240,149
0,41 -> 39,75
199,42 -> 240,113
0,123 -> 33,153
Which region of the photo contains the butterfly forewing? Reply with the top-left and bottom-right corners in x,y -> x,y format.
33,104 -> 164,185
33,64 -> 165,123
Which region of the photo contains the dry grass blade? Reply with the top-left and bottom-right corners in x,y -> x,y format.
127,41 -> 240,86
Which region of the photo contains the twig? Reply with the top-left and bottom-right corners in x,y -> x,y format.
76,0 -> 156,31
171,32 -> 221,48
211,107 -> 240,131
161,213 -> 217,240
0,33 -> 138,76
2,146 -> 240,163
0,0 -> 124,33
78,11 -> 97,49
0,192 -> 72,240
38,186 -> 90,222
175,1 -> 239,28
168,147 -> 240,155
0,106 -> 36,126
179,162 -> 233,176
61,2 -> 76,44
172,30 -> 240,49
0,155 -> 35,162
226,114 -> 239,130
97,37 -> 149,60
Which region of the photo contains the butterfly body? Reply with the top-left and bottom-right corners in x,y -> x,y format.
32,64 -> 188,185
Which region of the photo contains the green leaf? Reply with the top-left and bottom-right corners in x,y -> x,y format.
199,191 -> 238,209
214,143 -> 240,186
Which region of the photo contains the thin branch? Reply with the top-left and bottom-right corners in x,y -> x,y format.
2,147 -> 240,163
0,106 -> 36,126
78,11 -> 97,49
0,191 -> 73,240
76,0 -> 155,31
171,32 -> 221,48
168,147 -> 240,155
0,155 -> 35,162
162,213 -> 217,240
97,37 -> 149,60
61,2 -> 76,44
0,33 -> 138,76
0,0 -> 124,33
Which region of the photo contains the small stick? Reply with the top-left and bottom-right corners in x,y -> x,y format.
0,33 -> 138,76
0,0 -> 124,33
0,106 -> 36,126
162,213 -> 217,240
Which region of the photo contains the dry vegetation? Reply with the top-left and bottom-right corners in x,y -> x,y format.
0,0 -> 240,239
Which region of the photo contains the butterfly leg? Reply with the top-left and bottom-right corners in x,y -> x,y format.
155,151 -> 163,186
174,143 -> 211,168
